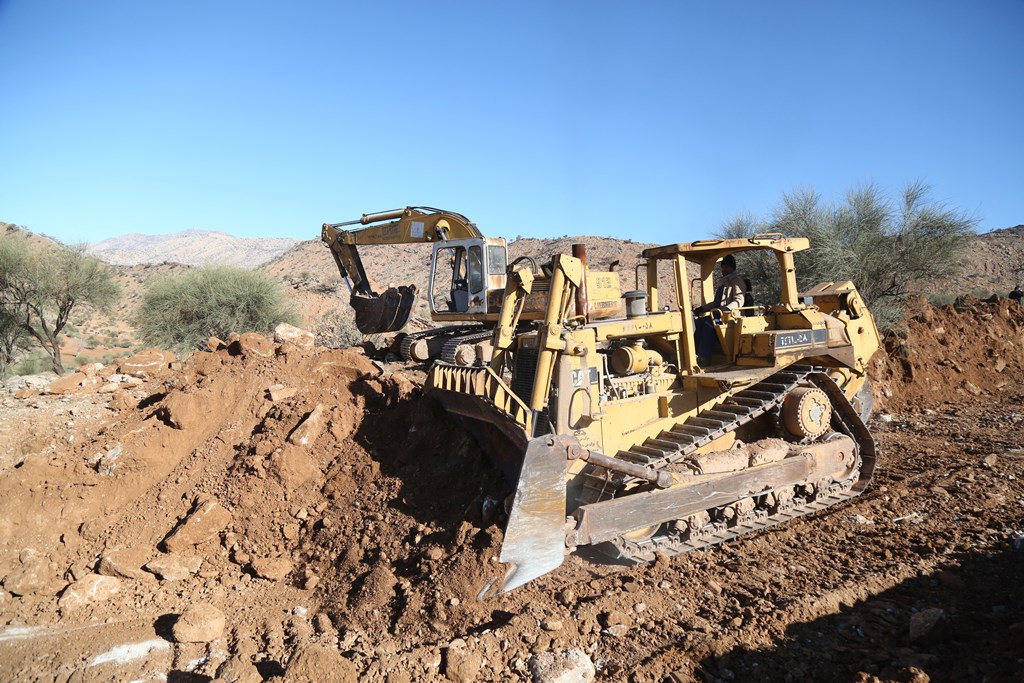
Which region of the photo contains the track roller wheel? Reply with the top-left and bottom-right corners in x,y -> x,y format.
782,386 -> 832,438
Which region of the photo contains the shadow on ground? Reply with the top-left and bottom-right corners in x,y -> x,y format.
697,542 -> 1024,682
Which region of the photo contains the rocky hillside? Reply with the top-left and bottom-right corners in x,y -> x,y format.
939,224 -> 1024,295
87,229 -> 301,268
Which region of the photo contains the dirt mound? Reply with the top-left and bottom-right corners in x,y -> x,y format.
0,333 -> 531,680
871,296 -> 1024,411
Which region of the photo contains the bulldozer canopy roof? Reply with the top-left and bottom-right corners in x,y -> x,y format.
643,235 -> 809,262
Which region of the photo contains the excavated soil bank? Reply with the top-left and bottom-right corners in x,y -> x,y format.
0,301 -> 1023,682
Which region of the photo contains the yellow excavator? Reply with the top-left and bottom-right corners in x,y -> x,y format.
322,207 -> 623,365
420,233 -> 880,596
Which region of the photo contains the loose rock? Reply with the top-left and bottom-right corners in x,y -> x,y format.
45,372 -> 89,395
97,547 -> 150,580
3,550 -> 58,596
252,556 -> 293,581
283,644 -> 358,683
445,639 -> 482,682
118,348 -> 175,378
268,384 -> 298,402
909,607 -> 947,643
288,403 -> 326,447
58,574 -> 121,610
145,553 -> 203,581
217,654 -> 262,683
163,498 -> 232,552
528,649 -> 596,683
173,602 -> 226,643
270,445 -> 320,491
236,332 -> 274,359
274,323 -> 315,347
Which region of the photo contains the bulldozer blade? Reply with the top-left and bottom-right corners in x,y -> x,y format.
479,435 -> 570,599
351,285 -> 417,334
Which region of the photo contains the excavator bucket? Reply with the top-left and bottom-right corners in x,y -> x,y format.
350,285 -> 417,334
479,435 -> 569,599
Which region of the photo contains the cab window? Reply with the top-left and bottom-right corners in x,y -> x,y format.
488,245 -> 507,278
468,245 -> 484,293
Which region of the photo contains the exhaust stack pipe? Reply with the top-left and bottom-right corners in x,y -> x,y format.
572,243 -> 588,323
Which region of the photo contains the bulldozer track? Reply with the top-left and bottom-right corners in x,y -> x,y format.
574,365 -> 877,562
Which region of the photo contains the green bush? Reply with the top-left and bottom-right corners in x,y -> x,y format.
134,267 -> 299,355
0,309 -> 30,378
13,352 -> 50,376
718,182 -> 977,329
313,308 -> 369,349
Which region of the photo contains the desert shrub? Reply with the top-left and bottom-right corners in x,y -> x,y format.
718,182 -> 977,329
13,352 -> 51,376
926,289 -> 997,307
0,309 -> 30,378
0,231 -> 119,373
313,307 -> 371,349
134,266 -> 299,355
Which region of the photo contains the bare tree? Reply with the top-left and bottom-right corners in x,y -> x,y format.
0,231 -> 120,374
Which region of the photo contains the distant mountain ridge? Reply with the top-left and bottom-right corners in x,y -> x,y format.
86,229 -> 301,268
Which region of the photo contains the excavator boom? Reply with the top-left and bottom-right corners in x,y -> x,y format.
321,207 -> 483,334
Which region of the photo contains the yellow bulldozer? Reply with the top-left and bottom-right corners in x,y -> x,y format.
322,210 -> 880,597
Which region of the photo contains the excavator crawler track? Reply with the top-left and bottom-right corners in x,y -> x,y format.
440,330 -> 496,365
398,326 -> 487,363
574,365 -> 876,563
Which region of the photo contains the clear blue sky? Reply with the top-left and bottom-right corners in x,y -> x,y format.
1,1 -> 1021,244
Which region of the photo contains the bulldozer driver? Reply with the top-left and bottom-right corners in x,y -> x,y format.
694,253 -> 747,365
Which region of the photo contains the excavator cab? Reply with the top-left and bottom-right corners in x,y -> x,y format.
322,209 -> 624,363
429,238 -> 508,316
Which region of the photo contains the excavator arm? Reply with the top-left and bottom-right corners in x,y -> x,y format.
321,207 -> 483,334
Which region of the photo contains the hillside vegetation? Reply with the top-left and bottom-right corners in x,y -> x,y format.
3,204 -> 1023,376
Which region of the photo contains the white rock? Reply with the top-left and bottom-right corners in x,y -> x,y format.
528,649 -> 596,683
58,574 -> 122,610
843,514 -> 874,525
274,323 -> 315,347
145,553 -> 203,581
